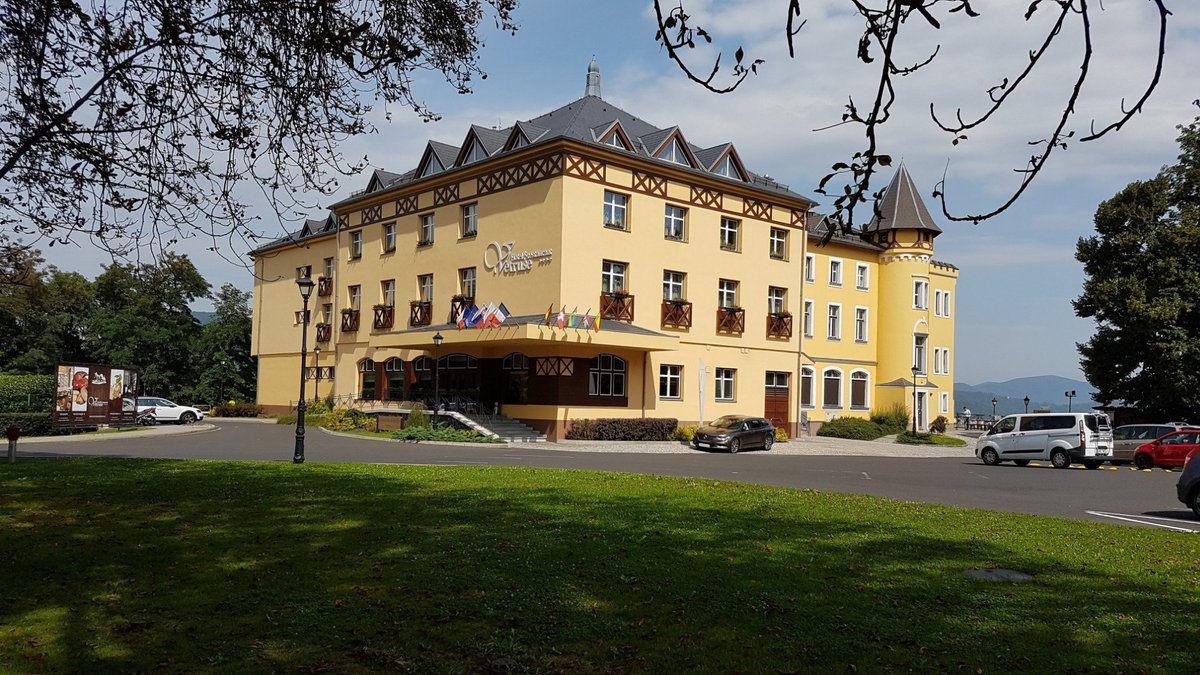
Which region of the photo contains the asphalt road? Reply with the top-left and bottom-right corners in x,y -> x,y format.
15,420 -> 1198,532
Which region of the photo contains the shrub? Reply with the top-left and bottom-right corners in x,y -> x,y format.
391,427 -> 503,443
213,401 -> 264,418
406,403 -> 431,429
870,403 -> 910,433
669,425 -> 698,442
930,415 -> 948,433
897,430 -> 968,446
322,407 -> 368,432
774,427 -> 789,443
817,417 -> 885,440
306,398 -> 332,416
0,374 -> 55,414
275,413 -> 327,427
565,418 -> 678,441
0,412 -> 55,436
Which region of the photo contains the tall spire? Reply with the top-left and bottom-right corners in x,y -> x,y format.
585,57 -> 601,98
867,165 -> 942,235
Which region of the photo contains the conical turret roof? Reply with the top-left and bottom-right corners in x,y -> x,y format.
867,166 -> 942,235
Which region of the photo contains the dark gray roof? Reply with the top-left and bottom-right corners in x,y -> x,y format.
509,121 -> 550,148
250,215 -> 336,255
694,144 -> 731,171
807,214 -> 886,251
867,166 -> 942,235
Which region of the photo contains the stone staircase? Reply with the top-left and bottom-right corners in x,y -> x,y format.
463,413 -> 546,443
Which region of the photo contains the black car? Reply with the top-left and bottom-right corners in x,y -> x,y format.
692,415 -> 776,453
1176,449 -> 1200,518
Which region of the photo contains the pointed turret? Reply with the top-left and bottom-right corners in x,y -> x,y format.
868,166 -> 942,236
585,57 -> 601,98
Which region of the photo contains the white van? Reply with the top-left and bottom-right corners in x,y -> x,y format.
975,412 -> 1113,469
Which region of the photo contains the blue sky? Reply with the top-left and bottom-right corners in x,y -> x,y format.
40,0 -> 1200,385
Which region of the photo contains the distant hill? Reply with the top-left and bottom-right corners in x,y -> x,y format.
955,376 -> 1097,416
192,310 -> 216,325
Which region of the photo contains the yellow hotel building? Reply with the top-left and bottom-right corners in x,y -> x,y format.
250,63 -> 958,440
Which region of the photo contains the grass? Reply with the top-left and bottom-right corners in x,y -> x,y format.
2,458 -> 1198,673
91,426 -> 148,435
896,430 -> 969,446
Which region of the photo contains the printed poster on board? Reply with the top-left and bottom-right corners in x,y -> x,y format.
54,362 -> 139,428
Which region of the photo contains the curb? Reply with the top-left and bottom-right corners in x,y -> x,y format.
16,423 -> 218,444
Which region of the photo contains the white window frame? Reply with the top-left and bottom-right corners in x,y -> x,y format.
381,279 -> 395,307
768,287 -> 786,315
803,300 -> 814,337
348,285 -> 361,310
603,191 -> 628,229
827,303 -> 841,340
769,228 -> 788,260
418,274 -> 434,303
460,267 -> 476,298
822,368 -> 843,409
663,270 -> 685,301
856,264 -> 869,290
324,257 -> 334,279
805,254 -> 815,283
934,290 -> 943,316
714,368 -> 735,402
382,222 -> 396,252
719,217 -> 740,251
664,204 -> 687,241
602,260 -> 627,293
850,370 -> 870,410
914,334 -> 928,374
944,291 -> 952,317
659,364 -> 682,400
941,392 -> 950,414
419,213 -> 435,245
718,279 -> 739,308
913,279 -> 929,310
854,306 -> 868,343
461,203 -> 478,238
801,367 -> 815,408
829,258 -> 843,287
350,231 -> 363,259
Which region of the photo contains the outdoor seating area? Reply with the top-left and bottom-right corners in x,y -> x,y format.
957,415 -> 997,431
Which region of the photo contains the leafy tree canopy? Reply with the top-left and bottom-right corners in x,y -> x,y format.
1075,117 -> 1200,418
0,0 -> 517,258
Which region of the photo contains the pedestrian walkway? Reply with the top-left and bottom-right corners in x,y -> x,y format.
16,423 -> 217,444
510,432 -> 976,458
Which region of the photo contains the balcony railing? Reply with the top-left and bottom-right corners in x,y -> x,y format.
373,305 -> 395,330
449,295 -> 475,322
767,313 -> 793,339
315,324 -> 332,342
716,307 -> 745,334
317,276 -> 333,297
410,301 -> 432,327
600,292 -> 635,322
340,310 -> 360,332
661,300 -> 693,329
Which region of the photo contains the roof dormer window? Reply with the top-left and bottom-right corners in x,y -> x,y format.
656,138 -> 691,166
713,155 -> 743,180
604,133 -> 625,149
465,139 -> 488,164
418,155 -> 443,178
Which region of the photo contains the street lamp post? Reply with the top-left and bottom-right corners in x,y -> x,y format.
313,346 -> 321,402
294,277 -> 315,464
911,366 -> 920,434
1023,396 -> 1030,413
218,359 -> 227,407
432,331 -> 444,427
991,397 -> 998,419
1065,390 -> 1076,412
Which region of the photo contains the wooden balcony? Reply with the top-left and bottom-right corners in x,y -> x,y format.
600,292 -> 635,322
767,313 -> 793,339
716,307 -> 745,334
373,305 -> 395,330
317,276 -> 333,297
340,310 -> 360,332
661,300 -> 693,329
409,301 -> 432,327
315,324 -> 332,342
450,295 -> 475,322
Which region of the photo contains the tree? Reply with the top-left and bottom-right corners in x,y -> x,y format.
86,254 -> 211,399
1075,118 -> 1200,418
194,284 -> 255,405
0,0 -> 517,258
655,0 -> 1171,235
4,270 -> 96,374
0,234 -> 45,368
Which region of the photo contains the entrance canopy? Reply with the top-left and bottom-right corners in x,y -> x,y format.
379,314 -> 680,353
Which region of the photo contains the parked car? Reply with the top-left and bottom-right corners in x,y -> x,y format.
975,412 -> 1113,469
1175,448 -> 1200,518
1132,429 -> 1200,469
692,415 -> 775,453
136,397 -> 206,424
1111,423 -> 1193,464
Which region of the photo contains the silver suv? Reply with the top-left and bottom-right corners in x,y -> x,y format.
1112,423 -> 1193,464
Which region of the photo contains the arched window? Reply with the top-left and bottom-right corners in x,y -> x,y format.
438,354 -> 478,370
850,371 -> 869,409
358,359 -> 377,400
801,367 -> 815,408
412,356 -> 433,383
822,368 -> 842,408
589,354 -> 626,397
384,358 -> 405,401
502,353 -> 529,371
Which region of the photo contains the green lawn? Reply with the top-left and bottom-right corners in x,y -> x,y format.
2,459 -> 1197,673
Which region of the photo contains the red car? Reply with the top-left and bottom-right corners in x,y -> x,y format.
1132,429 -> 1200,469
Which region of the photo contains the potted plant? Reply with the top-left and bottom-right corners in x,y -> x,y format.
669,297 -> 690,306
341,307 -> 355,315
609,289 -> 630,300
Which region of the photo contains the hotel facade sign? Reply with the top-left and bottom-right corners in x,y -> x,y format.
483,240 -> 554,275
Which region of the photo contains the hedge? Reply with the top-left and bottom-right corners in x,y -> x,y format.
566,418 -> 678,441
0,374 -> 55,414
212,402 -> 263,418
0,412 -> 55,436
391,427 -> 504,443
817,417 -> 886,440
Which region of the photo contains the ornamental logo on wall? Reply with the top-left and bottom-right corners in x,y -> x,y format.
483,241 -> 553,275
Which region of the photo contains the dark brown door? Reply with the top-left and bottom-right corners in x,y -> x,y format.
765,372 -> 790,431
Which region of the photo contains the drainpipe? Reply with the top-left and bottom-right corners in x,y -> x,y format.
641,352 -> 647,418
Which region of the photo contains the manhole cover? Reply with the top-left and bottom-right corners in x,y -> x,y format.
964,568 -> 1033,582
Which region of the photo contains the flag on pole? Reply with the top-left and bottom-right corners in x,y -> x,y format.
580,309 -> 592,330
568,307 -> 578,328
456,303 -> 471,329
543,304 -> 553,326
491,303 -> 510,327
555,307 -> 566,329
593,313 -> 601,333
476,303 -> 495,328
464,304 -> 483,328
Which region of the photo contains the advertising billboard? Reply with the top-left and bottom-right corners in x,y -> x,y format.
54,363 -> 138,428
